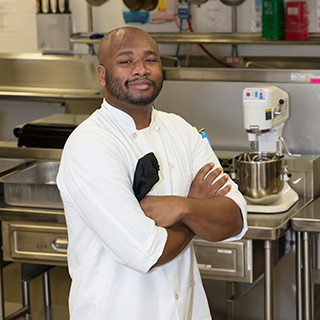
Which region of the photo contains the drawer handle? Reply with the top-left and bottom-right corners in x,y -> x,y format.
52,239 -> 68,251
198,263 -> 213,269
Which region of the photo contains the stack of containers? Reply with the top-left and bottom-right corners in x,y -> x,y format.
285,1 -> 309,40
262,0 -> 285,40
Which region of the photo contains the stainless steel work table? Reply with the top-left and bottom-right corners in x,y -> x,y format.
244,198 -> 312,320
291,196 -> 320,320
0,196 -> 312,320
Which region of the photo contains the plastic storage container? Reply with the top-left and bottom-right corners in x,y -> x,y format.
262,0 -> 285,40
285,1 -> 308,41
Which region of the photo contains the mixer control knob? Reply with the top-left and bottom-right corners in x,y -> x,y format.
282,166 -> 292,181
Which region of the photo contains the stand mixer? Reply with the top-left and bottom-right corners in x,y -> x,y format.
241,85 -> 299,213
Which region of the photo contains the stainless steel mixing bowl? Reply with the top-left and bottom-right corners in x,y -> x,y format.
234,152 -> 284,204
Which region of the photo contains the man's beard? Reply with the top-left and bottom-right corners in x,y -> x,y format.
104,69 -> 163,106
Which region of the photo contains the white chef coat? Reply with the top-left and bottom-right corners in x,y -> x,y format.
57,99 -> 247,320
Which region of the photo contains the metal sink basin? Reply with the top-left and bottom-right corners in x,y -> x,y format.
0,158 -> 26,176
0,158 -> 27,195
0,161 -> 62,209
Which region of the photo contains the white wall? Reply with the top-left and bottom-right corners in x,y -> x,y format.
0,0 -> 319,57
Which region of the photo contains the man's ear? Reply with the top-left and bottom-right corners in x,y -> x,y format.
98,65 -> 106,87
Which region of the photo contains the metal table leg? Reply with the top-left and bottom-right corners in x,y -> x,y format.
42,271 -> 51,307
296,231 -> 303,320
0,223 -> 5,320
264,240 -> 273,320
226,282 -> 235,320
302,232 -> 312,320
0,260 -> 4,320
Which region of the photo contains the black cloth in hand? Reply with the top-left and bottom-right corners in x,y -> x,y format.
133,152 -> 160,202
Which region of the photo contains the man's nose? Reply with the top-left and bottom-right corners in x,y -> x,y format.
132,59 -> 150,76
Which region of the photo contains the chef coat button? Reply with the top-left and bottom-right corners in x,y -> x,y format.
154,125 -> 160,131
169,163 -> 174,170
132,133 -> 137,139
175,293 -> 179,300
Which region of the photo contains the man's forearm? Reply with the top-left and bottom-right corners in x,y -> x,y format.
142,195 -> 243,242
181,196 -> 243,242
150,222 -> 194,269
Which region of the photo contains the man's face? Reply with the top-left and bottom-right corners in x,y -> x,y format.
104,64 -> 163,107
101,31 -> 163,108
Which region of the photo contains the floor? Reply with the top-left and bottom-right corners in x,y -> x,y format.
2,263 -> 70,319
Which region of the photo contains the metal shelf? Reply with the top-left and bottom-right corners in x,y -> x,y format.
70,32 -> 320,45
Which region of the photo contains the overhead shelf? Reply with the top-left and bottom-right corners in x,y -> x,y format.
70,32 -> 320,45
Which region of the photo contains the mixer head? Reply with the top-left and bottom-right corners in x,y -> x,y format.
243,85 -> 289,152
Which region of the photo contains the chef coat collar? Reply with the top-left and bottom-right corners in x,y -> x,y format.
102,99 -> 156,131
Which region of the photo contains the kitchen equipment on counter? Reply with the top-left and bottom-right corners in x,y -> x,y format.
14,114 -> 89,149
240,85 -> 299,213
0,161 -> 62,209
234,151 -> 285,204
243,85 -> 300,157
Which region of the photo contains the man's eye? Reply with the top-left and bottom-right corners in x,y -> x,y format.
120,60 -> 131,64
145,58 -> 157,63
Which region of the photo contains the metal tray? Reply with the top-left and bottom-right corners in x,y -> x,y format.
1,161 -> 63,209
0,158 -> 27,195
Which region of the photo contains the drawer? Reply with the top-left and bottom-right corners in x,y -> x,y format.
2,221 -> 68,266
192,238 -> 253,283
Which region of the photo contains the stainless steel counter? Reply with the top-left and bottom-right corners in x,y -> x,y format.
292,197 -> 320,232
0,141 -> 62,161
246,198 -> 312,240
0,85 -> 102,103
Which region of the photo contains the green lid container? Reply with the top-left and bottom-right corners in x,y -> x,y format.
262,0 -> 285,40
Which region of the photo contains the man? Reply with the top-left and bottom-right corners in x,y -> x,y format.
57,27 -> 247,320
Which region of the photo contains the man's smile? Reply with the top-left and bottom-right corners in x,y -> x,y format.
127,79 -> 154,90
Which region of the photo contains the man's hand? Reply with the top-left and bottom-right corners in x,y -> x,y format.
188,163 -> 231,199
140,195 -> 184,228
140,163 -> 231,228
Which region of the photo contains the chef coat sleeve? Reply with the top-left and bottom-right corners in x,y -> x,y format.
185,121 -> 248,241
57,132 -> 168,274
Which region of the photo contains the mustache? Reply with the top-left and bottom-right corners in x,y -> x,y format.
125,78 -> 156,87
